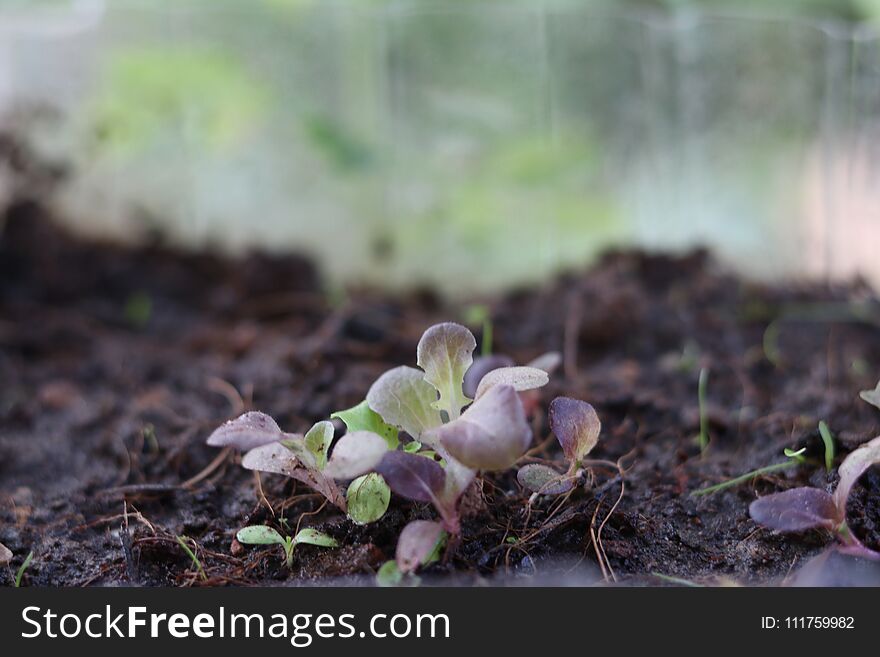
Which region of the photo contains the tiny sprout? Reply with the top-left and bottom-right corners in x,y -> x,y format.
236,525 -> 338,568
748,435 -> 880,560
14,550 -> 34,588
175,535 -> 207,581
818,421 -> 835,473
697,367 -> 710,453
346,473 -> 391,525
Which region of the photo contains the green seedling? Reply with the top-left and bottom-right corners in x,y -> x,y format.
346,473 -> 391,525
236,526 -> 337,568
691,448 -> 806,497
15,550 -> 34,588
175,535 -> 207,581
463,304 -> 493,356
697,368 -> 710,453
818,421 -> 836,473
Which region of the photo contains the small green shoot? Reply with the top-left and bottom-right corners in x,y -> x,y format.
691,448 -> 805,497
124,291 -> 152,329
818,421 -> 835,473
697,368 -> 710,453
376,560 -> 407,587
236,525 -> 337,568
14,550 -> 34,588
175,535 -> 207,581
464,304 -> 493,356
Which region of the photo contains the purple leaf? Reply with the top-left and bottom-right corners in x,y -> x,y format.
206,411 -> 283,450
749,487 -> 838,532
462,355 -> 514,399
396,520 -> 445,574
375,450 -> 446,504
428,385 -> 531,471
549,397 -> 601,464
322,430 -> 389,480
833,435 -> 880,520
517,463 -> 575,495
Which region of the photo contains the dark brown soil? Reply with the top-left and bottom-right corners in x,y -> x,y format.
3,172 -> 880,588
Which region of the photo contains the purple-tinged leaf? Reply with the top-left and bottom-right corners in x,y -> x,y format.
474,366 -> 549,400
416,322 -> 476,419
428,385 -> 532,471
749,487 -> 838,532
396,520 -> 445,574
206,411 -> 282,450
375,450 -> 446,504
322,431 -> 389,480
517,463 -> 575,495
279,433 -> 318,469
0,542 -> 11,565
834,435 -> 880,520
367,366 -> 443,440
242,442 -> 346,511
442,457 -> 476,506
462,355 -> 515,399
526,352 -> 562,375
549,397 -> 601,464
859,381 -> 880,411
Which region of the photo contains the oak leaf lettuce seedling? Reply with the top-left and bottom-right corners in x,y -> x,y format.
748,435 -> 880,559
236,525 -> 338,567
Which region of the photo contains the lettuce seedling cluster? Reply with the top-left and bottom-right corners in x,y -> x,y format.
207,322 -> 603,578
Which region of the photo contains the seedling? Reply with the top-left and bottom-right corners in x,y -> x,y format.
236,525 -> 338,568
175,535 -> 207,581
691,448 -> 806,497
517,397 -> 601,496
14,550 -> 34,588
818,421 -> 835,473
463,304 -> 493,356
206,414 -> 355,510
748,435 -> 880,559
697,367 -> 710,453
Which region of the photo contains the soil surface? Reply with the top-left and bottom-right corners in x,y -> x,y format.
3,160 -> 880,588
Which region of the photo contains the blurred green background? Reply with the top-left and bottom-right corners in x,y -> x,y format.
3,0 -> 880,293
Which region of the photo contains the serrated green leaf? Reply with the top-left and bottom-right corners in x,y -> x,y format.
293,528 -> 339,548
236,525 -> 286,546
346,473 -> 391,525
332,400 -> 399,449
417,323 -> 476,420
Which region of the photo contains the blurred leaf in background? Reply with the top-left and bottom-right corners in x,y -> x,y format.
91,47 -> 269,156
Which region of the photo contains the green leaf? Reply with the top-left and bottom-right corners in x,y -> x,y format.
376,560 -> 404,587
403,441 -> 422,453
366,366 -> 443,441
332,400 -> 399,450
236,525 -> 286,547
346,473 -> 391,525
417,322 -> 476,420
304,420 -> 335,469
293,528 -> 338,548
